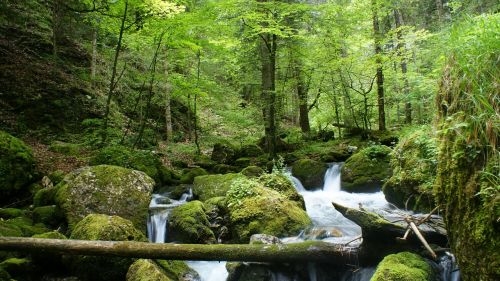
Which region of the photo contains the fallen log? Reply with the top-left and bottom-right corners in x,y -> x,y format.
0,237 -> 360,264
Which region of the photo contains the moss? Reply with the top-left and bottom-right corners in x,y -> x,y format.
3,217 -> 48,237
239,144 -> 264,158
32,231 -> 67,239
193,173 -> 245,201
48,170 -> 65,185
0,221 -> 22,237
33,186 -> 57,207
241,166 -> 265,177
163,184 -> 191,200
371,252 -> 435,281
69,214 -> 147,281
341,145 -> 392,192
167,201 -> 215,244
383,127 -> 437,211
155,260 -> 199,280
0,130 -> 37,204
227,179 -> 311,243
0,258 -> 32,278
291,159 -> 328,189
126,259 -> 173,281
0,208 -> 27,220
213,164 -> 239,174
32,205 -> 64,227
258,173 -> 305,209
48,141 -> 84,156
55,165 -> 154,231
235,157 -> 251,168
179,167 -> 208,184
211,142 -> 237,164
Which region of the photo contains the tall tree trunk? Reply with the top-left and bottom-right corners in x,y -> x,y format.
260,34 -> 277,158
372,0 -> 386,131
194,50 -> 201,155
295,62 -> 311,134
331,77 -> 342,138
164,55 -> 173,143
187,92 -> 192,141
394,9 -> 412,125
91,27 -> 98,88
102,0 -> 128,143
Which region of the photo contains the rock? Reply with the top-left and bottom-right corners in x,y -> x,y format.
227,177 -> 311,243
162,184 -> 192,200
0,221 -> 23,237
33,186 -> 57,207
291,159 -> 328,190
249,234 -> 282,245
167,201 -> 216,244
32,205 -> 64,227
69,214 -> 147,281
341,145 -> 392,192
319,145 -> 352,162
239,144 -> 264,158
180,167 -> 208,184
155,260 -> 200,281
241,166 -> 264,177
91,145 -> 172,186
211,143 -> 237,164
126,259 -> 172,281
383,128 -> 437,212
55,165 -> 155,231
31,231 -> 67,270
48,170 -> 66,185
234,158 -> 251,168
0,130 -> 37,204
0,208 -> 28,220
371,252 -> 436,281
193,173 -> 245,201
213,164 -> 239,174
258,173 -> 305,209
1,217 -> 48,237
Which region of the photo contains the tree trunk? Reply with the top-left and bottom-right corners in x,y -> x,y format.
294,61 -> 311,134
372,0 -> 386,131
0,237 -> 359,264
91,28 -> 98,87
394,9 -> 412,125
194,50 -> 201,155
102,0 -> 129,143
260,34 -> 277,158
164,55 -> 173,143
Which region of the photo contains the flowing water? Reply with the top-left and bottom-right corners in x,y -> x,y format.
147,163 -> 458,281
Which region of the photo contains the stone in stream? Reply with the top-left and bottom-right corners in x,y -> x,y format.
68,214 -> 147,281
167,201 -> 216,244
371,252 -> 437,281
291,159 -> 328,190
55,165 -> 155,231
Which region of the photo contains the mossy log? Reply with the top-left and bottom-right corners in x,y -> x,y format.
0,237 -> 360,264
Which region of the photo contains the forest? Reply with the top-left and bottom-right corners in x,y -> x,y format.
0,0 -> 498,281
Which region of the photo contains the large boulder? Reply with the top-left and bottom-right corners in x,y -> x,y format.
69,214 -> 147,281
383,128 -> 437,211
193,173 -> 245,201
341,145 -> 392,192
0,131 -> 37,204
55,165 -> 155,230
371,252 -> 436,281
167,201 -> 216,244
211,143 -> 237,164
291,159 -> 328,189
258,173 -> 305,209
238,144 -> 264,158
227,177 -> 311,243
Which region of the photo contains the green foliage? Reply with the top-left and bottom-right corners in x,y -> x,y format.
226,177 -> 259,208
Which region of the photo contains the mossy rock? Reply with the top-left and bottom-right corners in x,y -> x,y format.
167,201 -> 215,244
371,252 -> 435,281
161,184 -> 192,200
0,130 -> 37,204
32,230 -> 67,239
341,145 -> 392,192
0,208 -> 28,220
31,231 -> 67,270
2,217 -> 48,237
32,205 -> 64,227
33,186 -> 57,207
0,221 -> 23,237
69,214 -> 147,281
258,173 -> 305,209
156,260 -> 200,281
91,145 -> 171,186
55,165 -> 155,231
383,128 -> 437,212
211,142 -> 237,164
48,170 -> 66,185
291,159 -> 328,190
193,154 -> 217,171
319,146 -> 352,162
227,177 -> 311,243
213,164 -> 239,174
126,259 -> 173,281
238,144 -> 264,158
234,158 -> 251,168
0,257 -> 33,280
241,166 -> 265,178
179,167 -> 208,184
193,173 -> 245,201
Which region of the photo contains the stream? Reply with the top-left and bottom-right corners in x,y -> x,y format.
147,164 -> 460,281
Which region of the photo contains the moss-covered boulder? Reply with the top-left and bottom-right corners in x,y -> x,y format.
211,142 -> 237,164
33,186 -> 57,207
0,221 -> 23,237
258,173 -> 305,209
213,164 -> 239,174
0,131 -> 37,204
1,217 -> 48,237
291,159 -> 328,190
91,145 -> 173,186
193,173 -> 245,201
155,260 -> 200,281
167,201 -> 215,244
239,144 -> 264,158
227,177 -> 311,243
32,205 -> 64,227
319,145 -> 353,162
341,145 -> 392,192
180,167 -> 208,184
69,214 -> 147,281
127,259 -> 173,281
55,165 -> 155,231
383,128 -> 437,212
0,208 -> 28,220
371,252 -> 435,281
241,166 -> 265,178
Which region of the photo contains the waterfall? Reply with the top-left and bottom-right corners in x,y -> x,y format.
323,163 -> 341,193
439,252 -> 461,281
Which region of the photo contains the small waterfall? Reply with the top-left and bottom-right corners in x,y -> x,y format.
439,252 -> 461,281
340,267 -> 375,281
323,163 -> 341,193
307,262 -> 317,281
